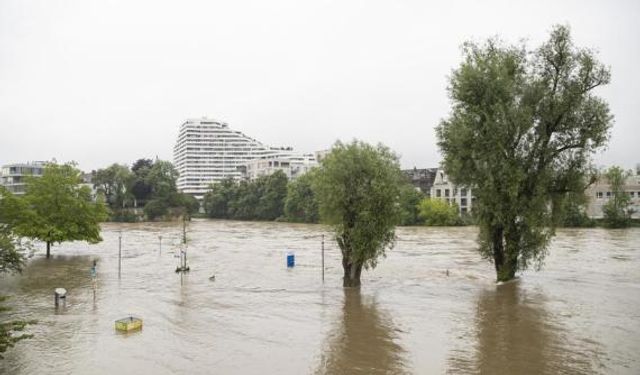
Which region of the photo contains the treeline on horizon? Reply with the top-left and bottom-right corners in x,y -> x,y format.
93,158 -> 199,221
201,166 -> 636,228
202,168 -> 472,226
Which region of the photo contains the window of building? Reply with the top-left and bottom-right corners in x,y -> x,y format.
606,191 -> 611,198
461,207 -> 467,214
445,189 -> 450,197
436,189 -> 441,197
461,188 -> 467,197
596,191 -> 603,199
461,198 -> 467,207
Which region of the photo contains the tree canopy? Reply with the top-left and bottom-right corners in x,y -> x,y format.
203,170 -> 289,221
437,25 -> 612,281
418,198 -> 460,226
17,163 -> 108,257
314,140 -> 403,287
0,186 -> 35,358
284,170 -> 319,223
602,166 -> 633,228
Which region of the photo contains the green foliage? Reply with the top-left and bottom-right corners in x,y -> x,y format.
177,194 -> 201,216
143,199 -> 170,220
203,171 -> 289,221
146,160 -> 179,200
284,170 -> 319,223
203,178 -> 236,219
436,25 -> 612,281
0,187 -> 34,359
255,171 -> 288,220
16,163 -> 108,257
557,191 -> 595,227
92,163 -> 134,209
418,198 -> 460,226
398,184 -> 425,226
314,140 -> 404,287
602,166 -> 633,228
94,159 -> 195,221
130,158 -> 154,204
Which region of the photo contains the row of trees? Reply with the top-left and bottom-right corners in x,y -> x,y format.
92,159 -> 199,221
282,25 -> 618,286
202,165 -> 469,226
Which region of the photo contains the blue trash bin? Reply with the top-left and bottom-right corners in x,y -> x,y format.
287,252 -> 295,268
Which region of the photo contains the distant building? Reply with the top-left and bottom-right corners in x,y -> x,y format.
173,117 -> 315,199
586,171 -> 640,218
402,167 -> 438,196
0,161 -> 46,195
430,169 -> 475,214
243,154 -> 317,181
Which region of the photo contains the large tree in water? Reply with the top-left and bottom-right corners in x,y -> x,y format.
18,163 -> 108,258
314,141 -> 403,287
437,25 -> 612,281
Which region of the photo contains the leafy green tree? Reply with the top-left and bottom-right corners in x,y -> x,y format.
255,170 -> 288,220
130,158 -> 154,205
557,191 -> 594,227
0,186 -> 35,357
203,178 -> 237,219
314,141 -> 403,287
142,160 -> 182,220
436,25 -> 612,281
229,180 -> 258,220
146,160 -> 179,200
284,170 -> 319,223
0,186 -> 27,273
92,164 -> 134,209
143,199 -> 169,221
602,166 -> 633,228
418,198 -> 460,226
176,193 -> 200,217
398,184 -> 424,226
18,163 -> 109,257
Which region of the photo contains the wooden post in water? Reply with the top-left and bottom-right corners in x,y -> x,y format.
321,234 -> 325,283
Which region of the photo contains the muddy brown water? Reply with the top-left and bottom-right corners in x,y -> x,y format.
0,220 -> 639,374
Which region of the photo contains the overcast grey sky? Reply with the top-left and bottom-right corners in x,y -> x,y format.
1,0 -> 638,172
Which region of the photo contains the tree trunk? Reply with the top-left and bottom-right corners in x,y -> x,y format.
491,226 -> 517,282
342,258 -> 363,288
46,241 -> 51,258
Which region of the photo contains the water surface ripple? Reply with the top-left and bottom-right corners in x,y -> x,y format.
0,221 -> 638,374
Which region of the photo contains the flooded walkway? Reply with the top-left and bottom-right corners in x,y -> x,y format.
1,221 -> 639,374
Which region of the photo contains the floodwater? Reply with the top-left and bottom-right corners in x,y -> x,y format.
1,221 -> 639,374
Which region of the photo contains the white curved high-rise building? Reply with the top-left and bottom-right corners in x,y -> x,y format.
173,117 -> 311,198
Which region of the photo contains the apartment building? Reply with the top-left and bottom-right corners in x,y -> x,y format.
429,169 -> 475,214
586,172 -> 640,218
173,117 -> 313,198
403,167 -> 438,196
0,161 -> 46,195
242,154 -> 317,181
